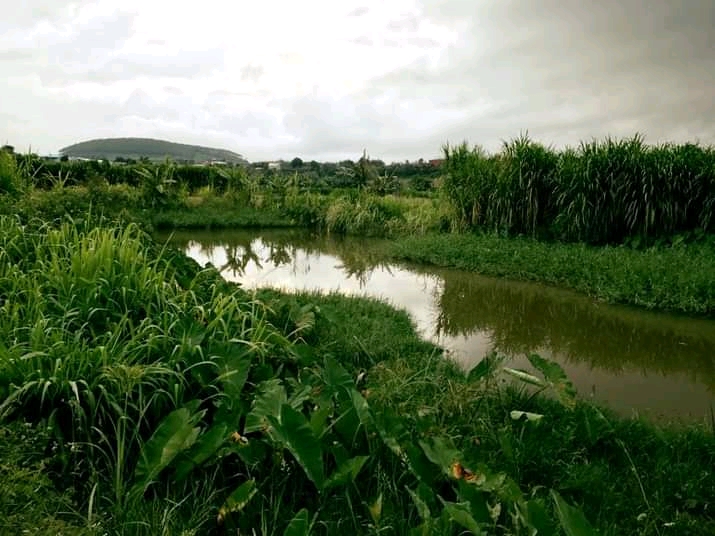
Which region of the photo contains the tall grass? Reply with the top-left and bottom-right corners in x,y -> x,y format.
442,134 -> 715,244
0,214 -> 602,534
1,214 -> 714,534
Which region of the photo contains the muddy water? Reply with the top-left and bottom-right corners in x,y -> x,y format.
161,228 -> 715,422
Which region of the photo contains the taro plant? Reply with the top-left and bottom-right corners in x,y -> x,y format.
0,214 -> 601,534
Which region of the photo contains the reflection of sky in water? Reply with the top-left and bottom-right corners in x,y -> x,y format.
185,240 -> 482,356
183,238 -> 715,422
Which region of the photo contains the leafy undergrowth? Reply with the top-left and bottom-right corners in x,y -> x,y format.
1,214 -> 713,535
0,422 -> 97,535
152,196 -> 296,230
388,232 -> 715,316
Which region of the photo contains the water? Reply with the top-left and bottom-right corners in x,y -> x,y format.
160,228 -> 715,422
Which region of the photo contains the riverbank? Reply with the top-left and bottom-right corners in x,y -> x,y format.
2,215 -> 713,535
386,232 -> 715,316
5,186 -> 715,316
148,195 -> 715,316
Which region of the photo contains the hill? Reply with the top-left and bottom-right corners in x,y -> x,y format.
59,138 -> 247,164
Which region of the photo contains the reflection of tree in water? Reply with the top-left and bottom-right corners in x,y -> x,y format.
164,229 -> 715,392
426,267 -> 715,389
335,248 -> 394,288
164,228 -> 393,288
266,242 -> 292,267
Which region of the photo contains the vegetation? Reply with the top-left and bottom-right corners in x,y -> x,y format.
59,137 -> 247,164
441,133 -> 715,244
388,232 -> 715,315
1,215 -> 713,535
2,129 -> 715,533
165,228 -> 715,388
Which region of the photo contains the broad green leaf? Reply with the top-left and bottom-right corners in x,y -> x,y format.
216,350 -> 251,405
405,443 -> 443,486
349,388 -> 372,426
283,508 -> 311,536
268,404 -> 325,488
323,356 -> 355,393
288,383 -> 313,411
132,406 -> 202,495
467,353 -> 503,382
550,490 -> 599,536
373,409 -> 407,457
374,410 -> 439,484
579,407 -> 614,446
516,498 -> 555,536
527,354 -> 577,408
502,367 -> 544,387
217,480 -> 257,524
309,402 -> 333,437
324,455 -> 368,489
440,500 -> 484,535
407,487 -> 432,521
456,482 -> 491,524
419,436 -> 462,478
292,343 -> 317,366
332,396 -> 366,448
173,422 -> 229,481
244,379 -> 286,434
510,410 -> 544,423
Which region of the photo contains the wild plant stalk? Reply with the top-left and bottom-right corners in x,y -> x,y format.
442,133 -> 715,244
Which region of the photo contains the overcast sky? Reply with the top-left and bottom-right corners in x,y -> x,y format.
2,0 -> 713,162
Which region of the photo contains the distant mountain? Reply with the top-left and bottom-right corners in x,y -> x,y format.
59,138 -> 247,164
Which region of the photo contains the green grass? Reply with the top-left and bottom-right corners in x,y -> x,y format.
387,231 -> 715,315
2,213 -> 713,534
152,196 -> 296,229
441,134 -> 715,244
259,290 -> 715,535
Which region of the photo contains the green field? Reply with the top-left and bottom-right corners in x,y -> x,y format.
1,135 -> 715,534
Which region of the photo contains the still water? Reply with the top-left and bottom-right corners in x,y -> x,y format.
161,228 -> 715,423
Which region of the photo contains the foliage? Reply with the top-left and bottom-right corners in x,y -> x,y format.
0,214 -> 644,535
388,231 -> 715,315
442,133 -> 715,244
0,150 -> 21,197
136,158 -> 187,208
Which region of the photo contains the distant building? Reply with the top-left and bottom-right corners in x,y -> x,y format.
267,162 -> 281,170
428,159 -> 444,167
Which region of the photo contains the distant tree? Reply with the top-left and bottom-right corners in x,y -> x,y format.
354,149 -> 378,188
290,157 -> 303,168
1,145 -> 14,154
60,154 -> 69,162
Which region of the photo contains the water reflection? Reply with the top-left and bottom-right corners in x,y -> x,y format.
160,228 -> 715,421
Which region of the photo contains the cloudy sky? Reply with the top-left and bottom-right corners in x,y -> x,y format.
2,0 -> 713,161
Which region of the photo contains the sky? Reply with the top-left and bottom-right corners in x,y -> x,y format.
2,0 -> 714,162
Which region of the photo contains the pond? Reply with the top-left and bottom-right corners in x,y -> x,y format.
160,228 -> 715,423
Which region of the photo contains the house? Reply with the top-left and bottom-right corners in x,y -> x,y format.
428,159 -> 444,168
267,162 -> 281,170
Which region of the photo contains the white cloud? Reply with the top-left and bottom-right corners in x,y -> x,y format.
1,0 -> 713,160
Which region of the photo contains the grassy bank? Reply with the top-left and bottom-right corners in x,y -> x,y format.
0,178 -> 451,236
2,214 -> 713,535
388,232 -> 715,316
4,182 -> 715,316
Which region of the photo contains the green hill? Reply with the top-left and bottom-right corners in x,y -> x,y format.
59,138 -> 247,164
